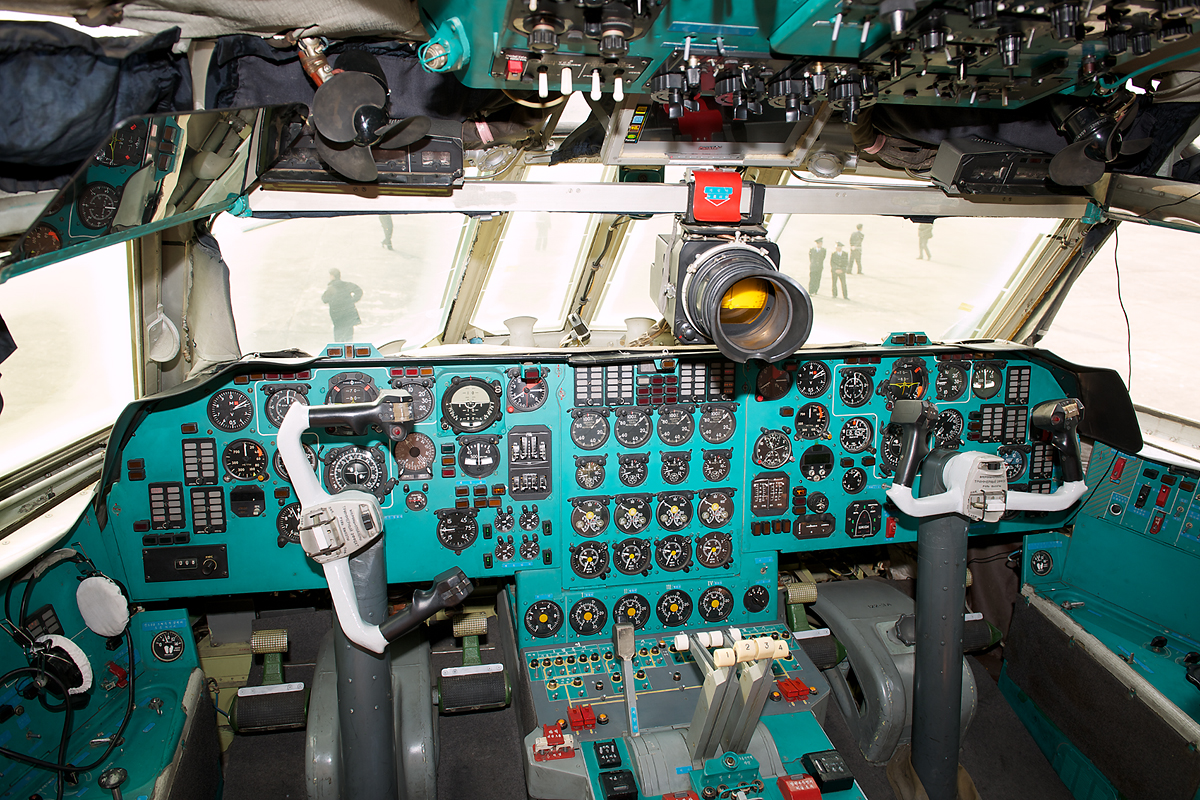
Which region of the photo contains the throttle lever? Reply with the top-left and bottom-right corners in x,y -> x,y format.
1031,398 -> 1084,482
891,399 -> 940,488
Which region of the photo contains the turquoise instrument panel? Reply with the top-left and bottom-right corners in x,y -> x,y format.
100,341 -> 1084,647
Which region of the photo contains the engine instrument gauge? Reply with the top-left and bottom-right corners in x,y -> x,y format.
494,506 -> 515,533
208,389 -> 254,432
881,358 -> 929,401
797,361 -> 832,398
325,446 -> 387,495
698,406 -> 736,444
880,424 -> 904,471
799,444 -> 834,481
698,586 -> 735,622
507,372 -> 548,412
696,531 -> 733,568
435,510 -> 478,554
752,430 -> 792,469
22,223 -> 61,257
570,410 -> 610,450
575,459 -> 605,490
273,444 -> 318,482
328,372 -> 379,404
998,446 -> 1028,481
524,600 -> 563,638
655,494 -> 693,532
614,538 -> 651,575
743,584 -> 771,613
971,363 -> 1003,399
842,467 -> 867,494
755,364 -> 792,401
934,409 -> 964,448
613,593 -> 650,629
613,496 -> 651,534
654,534 -> 693,571
76,182 -> 121,229
394,432 -> 436,475
570,499 -> 610,537
458,437 -> 501,478
405,491 -> 427,511
839,417 -> 874,454
660,454 -> 690,485
276,502 -> 301,545
614,408 -> 653,447
442,377 -> 502,433
519,534 -> 540,560
697,491 -> 734,528
222,439 -> 268,481
702,452 -> 731,482
569,540 -> 609,578
656,589 -> 693,627
265,388 -> 309,428
617,455 -> 648,487
494,535 -> 515,561
657,406 -> 695,445
570,598 -> 608,636
936,365 -> 968,401
838,370 -> 874,408
795,403 -> 830,440
392,382 -> 434,422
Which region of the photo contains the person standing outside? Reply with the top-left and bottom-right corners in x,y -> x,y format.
917,222 -> 933,260
830,242 -> 850,299
849,223 -> 865,273
322,268 -> 363,342
808,237 -> 827,295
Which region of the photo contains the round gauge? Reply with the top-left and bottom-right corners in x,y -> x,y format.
882,358 -> 929,401
743,584 -> 772,613
520,534 -> 541,561
661,455 -> 690,485
998,446 -> 1027,481
394,383 -> 434,422
696,531 -> 733,568
151,629 -> 186,663
656,494 -> 693,532
208,389 -> 254,432
842,467 -> 867,494
618,457 -> 648,487
570,540 -> 609,578
753,430 -> 793,469
273,444 -> 318,482
276,502 -> 301,545
328,374 -> 379,404
405,491 -> 427,511
458,439 -> 501,478
971,364 -> 1003,400
1030,550 -> 1054,577
654,534 -> 693,571
222,439 -> 268,481
839,417 -> 874,454
95,123 -> 147,167
797,361 -> 832,398
394,432 -> 436,474
614,538 -> 651,575
265,388 -> 309,428
570,598 -> 608,636
494,506 -> 515,533
702,453 -> 731,482
524,600 -> 564,638
442,378 -> 502,433
614,593 -> 651,629
507,373 -> 548,412
613,496 -> 651,534
799,444 -> 834,481
698,586 -> 735,622
880,423 -> 904,471
575,460 -> 605,490
934,409 -> 964,448
657,406 -> 695,446
697,491 -> 735,529
76,182 -> 121,229
756,364 -> 792,401
570,410 -> 610,450
795,403 -> 830,440
838,371 -> 874,408
698,406 -> 736,444
614,409 -> 653,447
570,499 -> 610,537
807,491 -> 830,513
656,589 -> 693,627
22,223 -> 61,257
936,365 -> 968,401
519,506 -> 540,531
494,535 -> 515,561
325,447 -> 386,494
435,511 -> 478,553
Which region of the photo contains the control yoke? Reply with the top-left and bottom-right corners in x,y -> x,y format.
278,398 -> 472,653
885,398 -> 1088,520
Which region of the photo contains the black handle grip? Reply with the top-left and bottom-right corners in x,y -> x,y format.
1031,399 -> 1085,483
889,399 -> 940,488
378,567 -> 473,643
308,394 -> 414,441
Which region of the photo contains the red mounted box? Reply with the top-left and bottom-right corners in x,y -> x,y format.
690,171 -> 742,223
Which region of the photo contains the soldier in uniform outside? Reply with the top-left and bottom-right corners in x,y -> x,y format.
808,237 -> 827,295
849,223 -> 865,273
830,242 -> 850,299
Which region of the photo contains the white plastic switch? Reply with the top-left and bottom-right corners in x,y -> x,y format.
560,67 -> 573,95
613,75 -> 624,102
537,68 -> 548,98
591,70 -> 602,100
